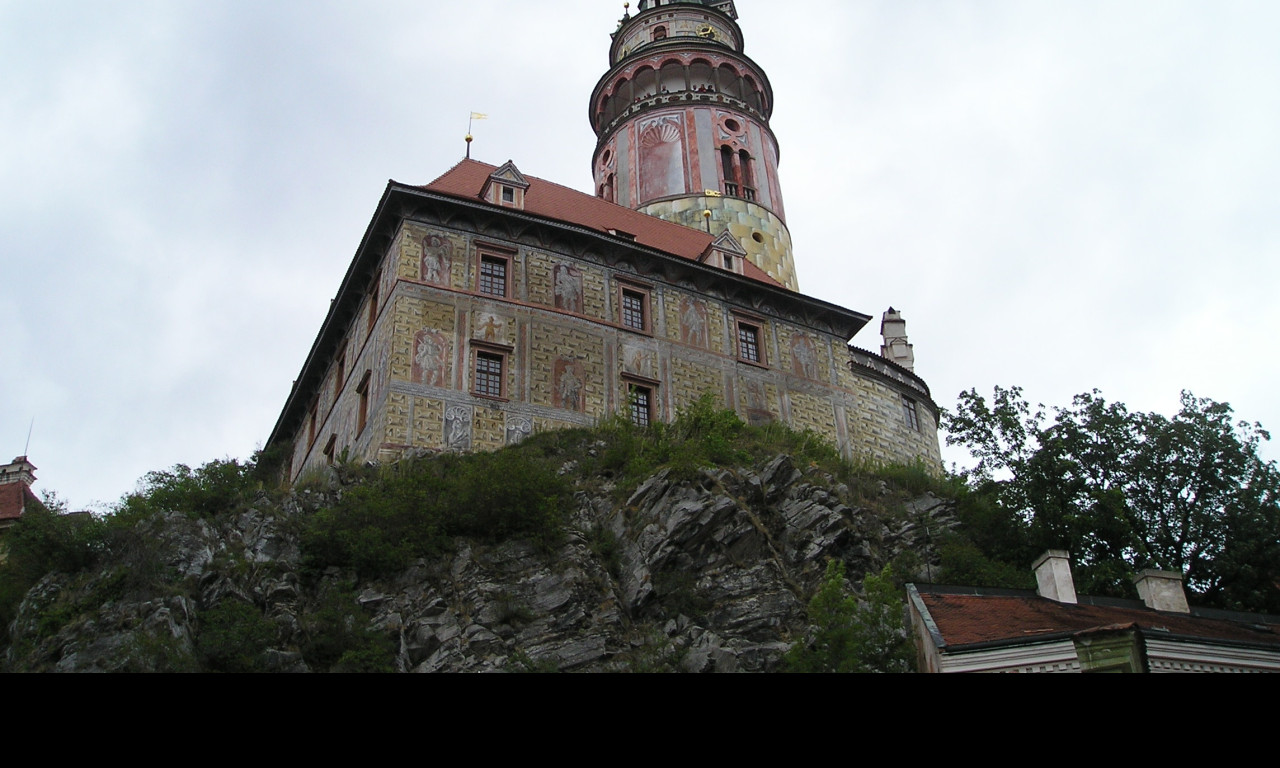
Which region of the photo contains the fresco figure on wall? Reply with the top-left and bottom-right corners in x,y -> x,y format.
681,297 -> 708,347
413,329 -> 450,387
792,335 -> 818,379
506,417 -> 533,446
554,264 -> 583,314
476,313 -> 506,344
746,381 -> 772,426
624,346 -> 656,379
555,359 -> 585,411
421,235 -> 452,285
638,115 -> 686,202
445,406 -> 472,451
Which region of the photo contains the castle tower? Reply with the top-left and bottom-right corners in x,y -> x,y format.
589,0 -> 799,291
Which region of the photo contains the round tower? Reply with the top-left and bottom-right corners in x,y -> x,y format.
589,0 -> 798,291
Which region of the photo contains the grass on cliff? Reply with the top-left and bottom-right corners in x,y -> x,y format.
296,394 -> 958,579
300,446 -> 572,578
0,396 -> 967,656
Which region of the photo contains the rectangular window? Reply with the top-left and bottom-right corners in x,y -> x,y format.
479,255 -> 509,297
629,384 -> 653,428
621,289 -> 647,331
616,282 -> 652,334
902,396 -> 921,432
356,370 -> 371,434
501,186 -> 515,204
737,321 -> 763,364
474,351 -> 504,399
367,272 -> 381,335
323,434 -> 337,465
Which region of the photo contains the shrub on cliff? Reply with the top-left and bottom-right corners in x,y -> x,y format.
301,446 -> 570,578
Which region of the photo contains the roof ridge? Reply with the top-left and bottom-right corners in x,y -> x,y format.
420,157 -> 491,189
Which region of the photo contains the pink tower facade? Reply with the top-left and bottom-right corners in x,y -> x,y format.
589,0 -> 798,291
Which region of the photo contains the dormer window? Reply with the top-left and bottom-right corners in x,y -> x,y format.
482,161 -> 530,210
703,231 -> 747,276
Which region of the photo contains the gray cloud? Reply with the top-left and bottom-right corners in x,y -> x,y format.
2,0 -> 1276,507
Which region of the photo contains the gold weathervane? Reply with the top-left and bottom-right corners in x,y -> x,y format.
466,112 -> 488,158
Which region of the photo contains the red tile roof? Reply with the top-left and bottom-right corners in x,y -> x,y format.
917,589 -> 1280,649
0,483 -> 36,521
416,159 -> 785,289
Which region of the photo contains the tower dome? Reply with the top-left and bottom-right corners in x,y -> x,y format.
589,0 -> 799,291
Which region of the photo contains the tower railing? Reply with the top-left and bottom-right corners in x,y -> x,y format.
720,183 -> 756,201
596,91 -> 766,137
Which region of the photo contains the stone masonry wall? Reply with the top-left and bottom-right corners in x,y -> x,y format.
642,196 -> 797,291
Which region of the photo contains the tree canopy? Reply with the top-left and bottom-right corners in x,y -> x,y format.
944,387 -> 1280,613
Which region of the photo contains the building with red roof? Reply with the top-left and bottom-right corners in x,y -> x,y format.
267,1 -> 942,482
908,551 -> 1280,673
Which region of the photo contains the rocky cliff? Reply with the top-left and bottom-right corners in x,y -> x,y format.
3,441 -> 954,673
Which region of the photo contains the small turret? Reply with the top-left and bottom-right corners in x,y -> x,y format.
880,308 -> 915,372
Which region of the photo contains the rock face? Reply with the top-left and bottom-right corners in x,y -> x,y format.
3,456 -> 954,673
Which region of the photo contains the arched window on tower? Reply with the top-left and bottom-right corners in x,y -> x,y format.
739,150 -> 756,201
653,26 -> 667,41
720,146 -> 738,197
720,145 -> 756,200
604,173 -> 616,203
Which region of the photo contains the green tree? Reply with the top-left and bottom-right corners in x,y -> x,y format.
945,387 -> 1280,611
785,561 -> 913,673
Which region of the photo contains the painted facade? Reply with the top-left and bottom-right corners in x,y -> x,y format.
268,1 -> 942,482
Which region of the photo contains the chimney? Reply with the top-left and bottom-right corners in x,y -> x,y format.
1132,570 -> 1191,614
1033,550 -> 1078,604
880,308 -> 915,372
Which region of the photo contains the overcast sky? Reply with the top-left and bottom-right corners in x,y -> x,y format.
3,0 -> 1278,511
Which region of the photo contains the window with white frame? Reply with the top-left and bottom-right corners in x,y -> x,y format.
902,396 -> 921,431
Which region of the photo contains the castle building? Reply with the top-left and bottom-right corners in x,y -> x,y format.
0,456 -> 39,532
267,0 -> 942,483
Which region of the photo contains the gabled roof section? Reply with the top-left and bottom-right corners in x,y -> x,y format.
419,159 -> 785,289
911,585 -> 1280,652
487,160 -> 530,190
704,230 -> 747,258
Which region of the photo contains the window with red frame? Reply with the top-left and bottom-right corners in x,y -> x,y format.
474,352 -> 504,398
479,255 -> 509,297
737,321 -> 762,363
